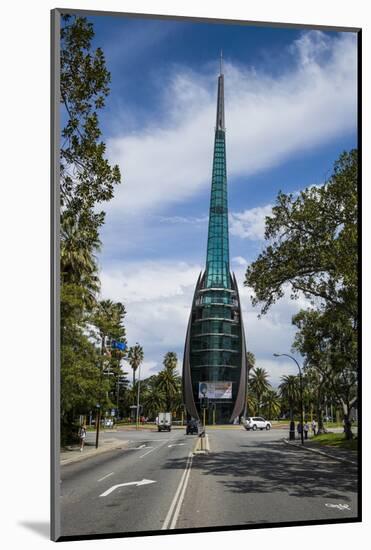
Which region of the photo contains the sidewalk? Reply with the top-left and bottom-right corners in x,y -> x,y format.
60,437 -> 129,466
283,437 -> 358,466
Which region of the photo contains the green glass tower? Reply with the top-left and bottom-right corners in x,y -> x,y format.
182,59 -> 247,424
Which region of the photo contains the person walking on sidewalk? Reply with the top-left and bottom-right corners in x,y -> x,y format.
311,419 -> 317,436
78,425 -> 87,452
304,421 -> 309,440
297,421 -> 302,440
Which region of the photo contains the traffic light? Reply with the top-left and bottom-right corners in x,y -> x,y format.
200,397 -> 209,409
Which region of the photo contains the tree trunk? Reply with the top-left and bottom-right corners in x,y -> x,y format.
341,400 -> 354,440
316,399 -> 325,434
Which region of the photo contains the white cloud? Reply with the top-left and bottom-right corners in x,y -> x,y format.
106,31 -> 356,215
232,256 -> 248,266
230,204 -> 273,240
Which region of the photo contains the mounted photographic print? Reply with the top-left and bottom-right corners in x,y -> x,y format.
51,8 -> 361,542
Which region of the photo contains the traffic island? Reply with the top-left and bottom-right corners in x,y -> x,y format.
193,434 -> 210,454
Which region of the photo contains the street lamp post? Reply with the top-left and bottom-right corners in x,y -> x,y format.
273,353 -> 304,445
200,384 -> 208,436
135,363 -> 141,430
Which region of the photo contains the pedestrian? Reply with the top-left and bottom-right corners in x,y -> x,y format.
311,419 -> 317,436
78,425 -> 87,452
297,421 -> 302,440
304,421 -> 309,440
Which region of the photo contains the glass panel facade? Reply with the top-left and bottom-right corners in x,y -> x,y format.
205,129 -> 230,289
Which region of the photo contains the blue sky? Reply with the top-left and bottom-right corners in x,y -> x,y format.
79,14 -> 358,385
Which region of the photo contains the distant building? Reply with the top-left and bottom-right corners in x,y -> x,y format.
182,58 -> 247,424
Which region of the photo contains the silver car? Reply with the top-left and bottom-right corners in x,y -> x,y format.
243,416 -> 272,431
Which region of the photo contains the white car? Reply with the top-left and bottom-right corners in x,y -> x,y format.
243,416 -> 272,431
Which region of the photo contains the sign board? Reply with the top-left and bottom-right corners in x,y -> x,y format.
198,381 -> 232,399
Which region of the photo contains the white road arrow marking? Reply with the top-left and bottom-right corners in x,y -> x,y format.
168,444 -> 185,448
99,479 -> 156,497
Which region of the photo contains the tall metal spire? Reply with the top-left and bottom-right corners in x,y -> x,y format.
216,53 -> 225,131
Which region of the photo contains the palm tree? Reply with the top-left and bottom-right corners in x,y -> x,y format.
142,386 -> 166,419
157,352 -> 180,411
60,213 -> 100,307
244,351 -> 256,417
261,389 -> 281,420
279,375 -> 300,422
246,393 -> 258,416
127,343 -> 144,386
249,367 -> 271,414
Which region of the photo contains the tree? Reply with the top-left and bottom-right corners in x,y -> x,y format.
60,15 -> 120,246
141,378 -> 166,419
279,375 -> 300,423
249,367 -> 271,414
127,343 -> 144,386
59,15 -> 122,443
292,308 -> 357,439
243,351 -> 256,417
244,149 -> 358,439
245,150 -> 357,320
261,389 -> 281,420
157,352 -> 181,412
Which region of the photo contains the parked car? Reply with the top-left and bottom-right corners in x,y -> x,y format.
243,416 -> 271,431
103,418 -> 114,428
186,419 -> 199,435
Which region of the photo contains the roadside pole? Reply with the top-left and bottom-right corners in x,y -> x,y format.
95,405 -> 101,449
135,364 -> 141,430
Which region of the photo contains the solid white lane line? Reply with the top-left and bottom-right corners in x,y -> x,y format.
161,452 -> 193,530
169,454 -> 193,529
97,472 -> 114,483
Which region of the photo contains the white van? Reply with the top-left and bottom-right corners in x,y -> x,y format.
156,412 -> 172,432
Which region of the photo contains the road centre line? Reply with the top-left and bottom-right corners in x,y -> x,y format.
170,453 -> 193,529
162,452 -> 193,530
97,472 -> 114,483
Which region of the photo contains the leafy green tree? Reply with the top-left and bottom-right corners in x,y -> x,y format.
60,15 -> 120,246
59,15 -> 122,442
249,367 -> 271,414
127,343 -> 144,386
245,150 -> 357,319
292,308 -> 357,439
245,149 -> 358,439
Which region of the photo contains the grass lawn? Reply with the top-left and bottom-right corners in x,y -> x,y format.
311,432 -> 358,451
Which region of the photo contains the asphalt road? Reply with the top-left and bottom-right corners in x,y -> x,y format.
177,428 -> 358,528
60,427 -> 358,537
60,429 -> 197,537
